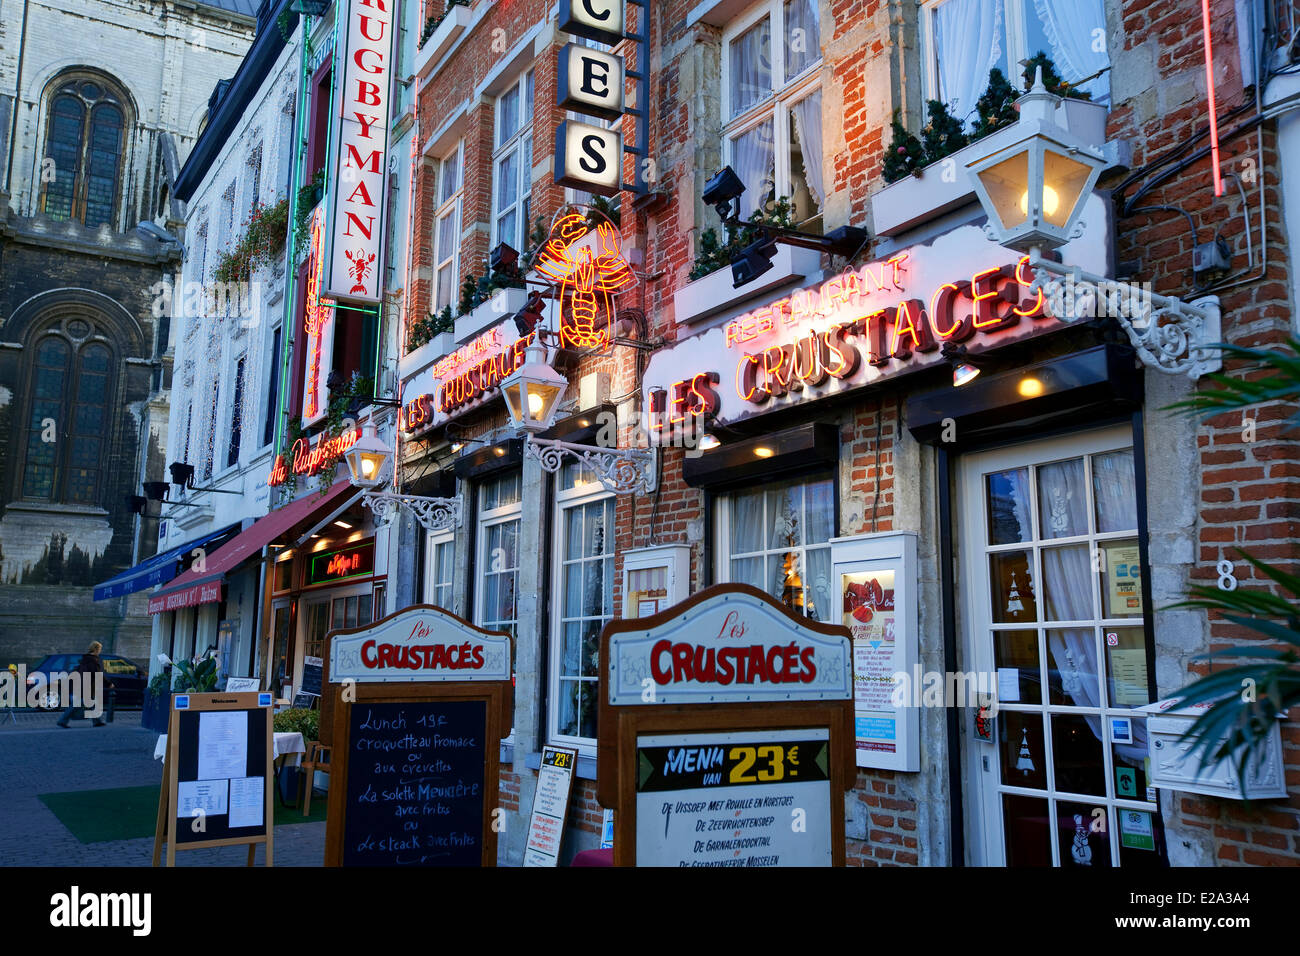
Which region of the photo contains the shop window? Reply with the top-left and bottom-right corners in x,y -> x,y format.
272,554 -> 294,592
20,330 -> 115,506
492,70 -> 533,252
425,530 -> 455,610
550,463 -> 615,748
39,72 -> 129,228
921,0 -> 1110,129
722,0 -> 822,230
433,143 -> 463,314
715,472 -> 836,622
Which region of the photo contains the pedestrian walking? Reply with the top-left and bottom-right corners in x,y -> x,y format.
56,641 -> 111,728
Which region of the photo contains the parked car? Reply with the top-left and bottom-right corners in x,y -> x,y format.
26,653 -> 148,709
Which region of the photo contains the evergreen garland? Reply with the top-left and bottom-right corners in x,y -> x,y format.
969,68 -> 1022,141
919,99 -> 969,168
882,110 -> 925,184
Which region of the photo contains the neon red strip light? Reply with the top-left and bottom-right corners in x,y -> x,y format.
1201,0 -> 1223,197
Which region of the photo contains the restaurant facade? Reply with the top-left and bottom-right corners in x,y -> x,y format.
132,0 -> 1300,866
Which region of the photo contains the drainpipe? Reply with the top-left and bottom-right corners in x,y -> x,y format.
5,0 -> 30,196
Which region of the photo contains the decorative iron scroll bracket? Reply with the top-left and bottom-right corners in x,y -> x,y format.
525,436 -> 657,495
360,492 -> 464,533
1026,253 -> 1222,380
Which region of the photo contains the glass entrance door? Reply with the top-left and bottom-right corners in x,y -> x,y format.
961,425 -> 1167,866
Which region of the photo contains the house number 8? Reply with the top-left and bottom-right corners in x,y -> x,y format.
1216,559 -> 1238,592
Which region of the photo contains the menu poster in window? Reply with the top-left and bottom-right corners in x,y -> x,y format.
831,532 -> 920,772
1105,545 -> 1143,617
635,729 -> 833,867
301,656 -> 324,697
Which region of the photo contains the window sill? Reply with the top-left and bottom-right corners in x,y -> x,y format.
872,99 -> 1112,239
454,288 -> 528,344
399,330 -> 456,378
674,244 -> 822,328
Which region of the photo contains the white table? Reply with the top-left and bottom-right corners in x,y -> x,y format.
153,731 -> 307,767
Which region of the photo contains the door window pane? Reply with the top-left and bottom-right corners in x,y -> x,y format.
994,629 -> 1040,704
1057,800 -> 1112,867
1036,457 -> 1087,538
990,549 -> 1036,623
1051,714 -> 1106,795
986,468 -> 1031,544
1045,628 -> 1100,708
1105,626 -> 1150,708
1002,794 -> 1052,866
999,710 -> 1046,790
1041,544 -> 1092,621
1093,449 -> 1137,532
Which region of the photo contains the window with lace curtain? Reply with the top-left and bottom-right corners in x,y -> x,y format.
39,74 -> 129,228
715,473 -> 837,624
433,142 -> 462,313
493,71 -> 533,252
921,0 -> 1111,130
721,0 -> 823,232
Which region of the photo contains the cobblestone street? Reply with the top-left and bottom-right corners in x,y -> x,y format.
0,709 -> 325,866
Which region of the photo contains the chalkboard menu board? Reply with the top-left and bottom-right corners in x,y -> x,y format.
341,699 -> 487,866
300,656 -> 323,697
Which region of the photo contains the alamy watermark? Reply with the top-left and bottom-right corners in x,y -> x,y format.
1,666 -> 106,718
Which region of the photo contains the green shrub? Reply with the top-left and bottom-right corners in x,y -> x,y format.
273,707 -> 319,741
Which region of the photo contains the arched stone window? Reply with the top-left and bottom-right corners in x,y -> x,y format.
38,72 -> 131,228
19,317 -> 117,506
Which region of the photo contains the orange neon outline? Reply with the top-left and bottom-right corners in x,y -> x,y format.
1014,256 -> 1045,318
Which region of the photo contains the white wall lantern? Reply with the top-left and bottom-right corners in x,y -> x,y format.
965,71 -> 1106,254
503,341 -> 656,495
500,342 -> 568,434
345,423 -> 463,532
963,68 -> 1222,380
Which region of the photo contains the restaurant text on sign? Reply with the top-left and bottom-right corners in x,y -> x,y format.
324,0 -> 397,303
329,607 -> 511,683
268,428 -> 360,486
645,233 -> 1061,434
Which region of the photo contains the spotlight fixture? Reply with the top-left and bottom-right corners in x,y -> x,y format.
489,242 -> 520,274
732,235 -> 779,288
702,166 -> 747,222
942,342 -> 986,388
513,290 -> 547,336
698,433 -> 721,451
126,494 -> 148,515
168,462 -> 195,489
143,481 -> 171,502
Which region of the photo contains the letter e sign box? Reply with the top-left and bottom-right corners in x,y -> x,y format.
597,584 -> 855,866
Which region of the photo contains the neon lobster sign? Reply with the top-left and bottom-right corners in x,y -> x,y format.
534,212 -> 633,351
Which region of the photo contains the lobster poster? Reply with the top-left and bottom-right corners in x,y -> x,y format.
843,571 -> 899,753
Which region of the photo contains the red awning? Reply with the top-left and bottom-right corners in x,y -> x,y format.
148,480 -> 359,614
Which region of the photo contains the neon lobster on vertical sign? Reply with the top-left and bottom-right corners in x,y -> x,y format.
534,213 -> 634,351
303,207 -> 333,422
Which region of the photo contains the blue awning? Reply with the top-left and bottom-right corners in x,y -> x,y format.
92,523 -> 241,601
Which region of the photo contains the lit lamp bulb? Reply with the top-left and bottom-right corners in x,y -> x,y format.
528,391 -> 545,418
360,457 -> 376,478
1019,184 -> 1060,217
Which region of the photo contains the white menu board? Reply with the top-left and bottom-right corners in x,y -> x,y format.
634,729 -> 832,867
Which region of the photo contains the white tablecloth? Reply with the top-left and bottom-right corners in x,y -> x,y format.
153,731 -> 307,767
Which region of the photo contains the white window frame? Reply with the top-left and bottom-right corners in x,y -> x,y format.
720,0 -> 823,229
548,469 -> 615,755
491,70 -> 534,252
919,0 -> 1111,119
424,528 -> 455,610
432,141 -> 463,314
713,471 -> 838,623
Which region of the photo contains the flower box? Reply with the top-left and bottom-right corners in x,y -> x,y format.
454,287 -> 528,343
413,2 -> 474,82
674,245 -> 823,327
872,99 -> 1110,238
400,330 -> 455,377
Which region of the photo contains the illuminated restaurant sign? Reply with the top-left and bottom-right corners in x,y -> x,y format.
643,224 -> 1103,432
301,208 -> 333,427
323,0 -> 397,303
306,540 -> 375,586
401,322 -> 534,435
534,213 -> 634,351
268,427 -> 360,486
